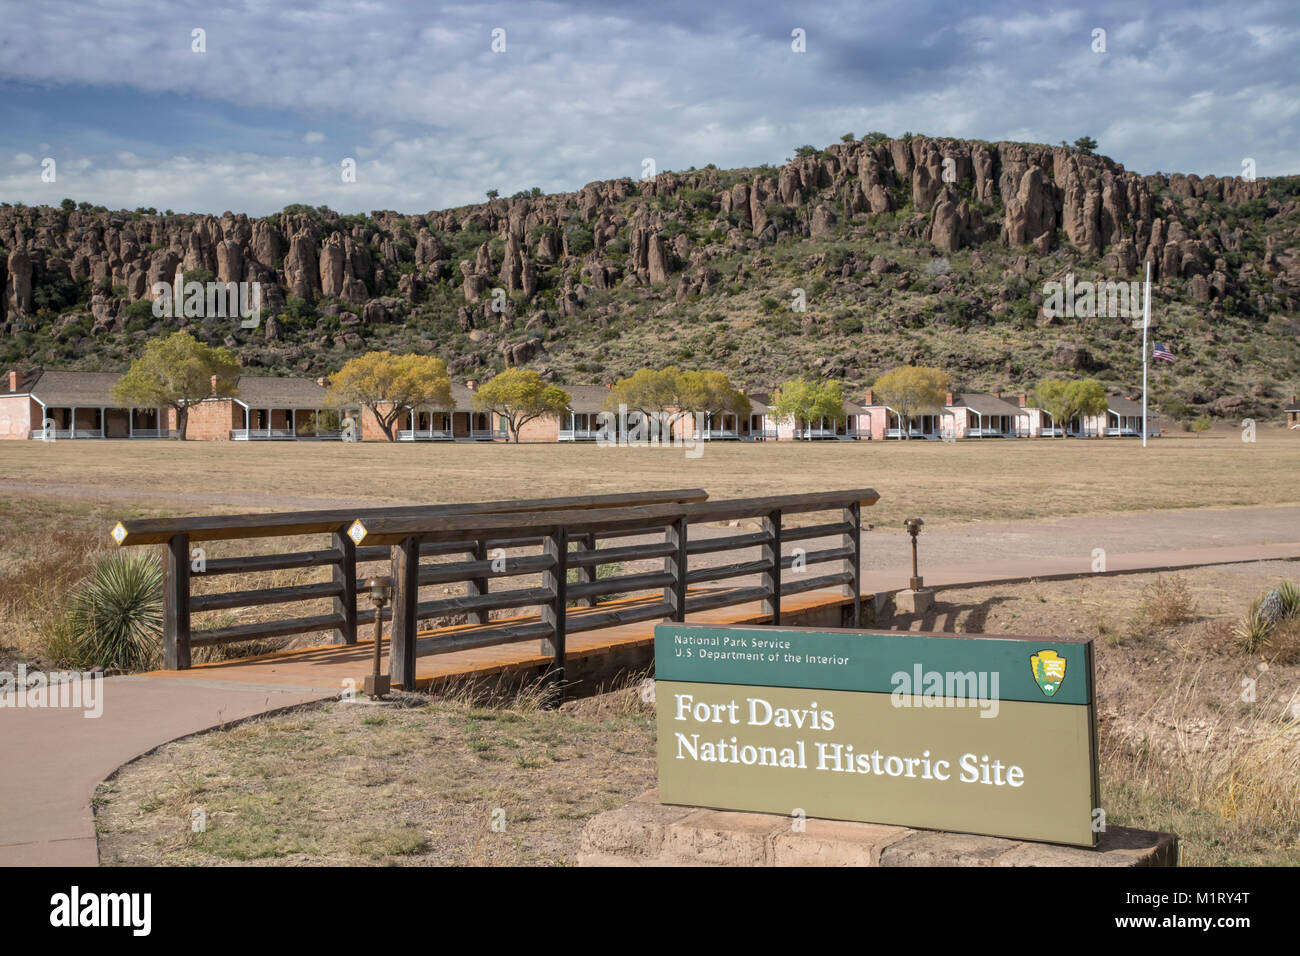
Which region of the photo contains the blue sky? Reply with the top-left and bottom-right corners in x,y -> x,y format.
1,0 -> 1297,215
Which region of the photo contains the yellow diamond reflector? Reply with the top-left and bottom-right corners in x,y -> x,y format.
348,520 -> 367,544
111,522 -> 127,544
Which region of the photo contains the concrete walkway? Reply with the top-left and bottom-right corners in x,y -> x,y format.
3,530 -> 1298,867
0,677 -> 338,865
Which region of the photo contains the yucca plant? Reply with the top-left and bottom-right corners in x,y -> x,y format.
1276,581 -> 1300,619
65,552 -> 163,671
1232,597 -> 1274,655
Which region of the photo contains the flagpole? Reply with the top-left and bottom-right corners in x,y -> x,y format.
1142,261 -> 1151,449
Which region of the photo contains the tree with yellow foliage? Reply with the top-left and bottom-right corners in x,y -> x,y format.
325,351 -> 452,441
473,368 -> 571,443
872,366 -> 951,439
111,331 -> 239,440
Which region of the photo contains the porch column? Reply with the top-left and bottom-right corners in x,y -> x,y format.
70,406 -> 76,438
128,409 -> 134,439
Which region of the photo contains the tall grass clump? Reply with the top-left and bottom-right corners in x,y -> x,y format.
1133,575 -> 1197,631
57,551 -> 163,671
1101,667 -> 1300,865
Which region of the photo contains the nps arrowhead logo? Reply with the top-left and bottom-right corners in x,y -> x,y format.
1030,650 -> 1067,697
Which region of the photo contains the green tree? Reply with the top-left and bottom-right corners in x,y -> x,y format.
111,331 -> 239,440
326,351 -> 452,441
677,370 -> 750,434
473,368 -> 571,443
1033,377 -> 1108,437
605,367 -> 683,437
1073,136 -> 1098,154
773,378 -> 846,438
1032,377 -> 1072,437
1070,379 -> 1109,428
486,189 -> 499,199
604,367 -> 747,440
872,366 -> 951,438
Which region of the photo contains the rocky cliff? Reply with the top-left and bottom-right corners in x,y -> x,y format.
3,134 -> 1298,418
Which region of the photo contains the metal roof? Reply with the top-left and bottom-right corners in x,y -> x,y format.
564,384 -> 617,413
1106,396 -> 1145,416
232,376 -> 330,408
7,370 -> 133,408
948,393 -> 1027,416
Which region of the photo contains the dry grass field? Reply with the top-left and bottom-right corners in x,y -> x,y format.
2,425 -> 1296,527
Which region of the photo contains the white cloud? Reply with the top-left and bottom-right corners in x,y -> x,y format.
0,1 -> 1294,214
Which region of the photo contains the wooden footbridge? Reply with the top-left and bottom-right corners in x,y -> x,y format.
112,487 -> 879,693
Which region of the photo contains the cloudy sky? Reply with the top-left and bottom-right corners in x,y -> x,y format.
1,0 -> 1297,216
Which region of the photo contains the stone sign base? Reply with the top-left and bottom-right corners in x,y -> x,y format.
894,587 -> 934,616
578,790 -> 1178,867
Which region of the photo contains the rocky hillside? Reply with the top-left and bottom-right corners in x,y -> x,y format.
3,134 -> 1299,420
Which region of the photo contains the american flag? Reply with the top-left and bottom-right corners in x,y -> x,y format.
1152,342 -> 1175,363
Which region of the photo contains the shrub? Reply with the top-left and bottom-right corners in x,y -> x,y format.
1192,415 -> 1213,431
564,225 -> 595,256
1135,575 -> 1197,629
61,552 -> 163,671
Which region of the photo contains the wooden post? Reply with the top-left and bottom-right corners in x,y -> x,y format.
390,537 -> 419,689
761,511 -> 781,625
842,502 -> 862,627
332,529 -> 357,644
163,533 -> 191,669
541,527 -> 568,698
467,539 -> 489,625
664,517 -> 687,622
574,532 -> 597,608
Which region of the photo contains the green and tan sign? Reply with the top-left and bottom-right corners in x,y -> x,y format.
654,623 -> 1099,847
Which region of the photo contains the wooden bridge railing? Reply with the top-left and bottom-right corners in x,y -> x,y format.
111,488 -> 708,669
350,488 -> 879,689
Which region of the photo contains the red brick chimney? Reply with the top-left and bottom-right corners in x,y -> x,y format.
7,370 -> 18,392
993,390 -> 1001,399
210,374 -> 219,396
864,388 -> 874,405
1018,392 -> 1028,407
945,392 -> 954,405
466,379 -> 477,391
315,376 -> 328,388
